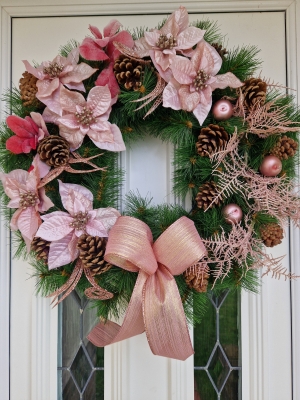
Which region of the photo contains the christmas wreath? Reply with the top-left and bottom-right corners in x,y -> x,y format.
1,6 -> 300,360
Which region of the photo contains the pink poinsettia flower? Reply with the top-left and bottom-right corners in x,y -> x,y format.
0,155 -> 53,250
56,85 -> 125,151
23,48 -> 97,116
6,112 -> 49,154
80,21 -> 134,98
163,41 -> 243,125
36,180 -> 120,269
136,6 -> 205,81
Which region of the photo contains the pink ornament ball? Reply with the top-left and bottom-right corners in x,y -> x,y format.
212,99 -> 234,121
259,155 -> 282,177
222,204 -> 243,224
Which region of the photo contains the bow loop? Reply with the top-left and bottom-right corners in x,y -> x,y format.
88,215 -> 207,360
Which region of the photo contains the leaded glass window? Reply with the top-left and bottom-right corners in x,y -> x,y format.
58,291 -> 104,399
194,290 -> 241,399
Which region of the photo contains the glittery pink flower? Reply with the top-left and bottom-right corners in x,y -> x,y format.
135,6 -> 204,82
6,112 -> 49,154
0,155 -> 53,250
23,48 -> 97,116
56,85 -> 125,151
36,180 -> 120,269
163,41 -> 243,125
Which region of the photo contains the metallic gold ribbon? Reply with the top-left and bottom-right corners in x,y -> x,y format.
88,216 -> 206,361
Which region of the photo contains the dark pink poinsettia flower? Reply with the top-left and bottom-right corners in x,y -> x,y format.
36,180 -> 120,269
134,6 -> 205,82
50,85 -> 125,152
6,112 -> 49,154
23,48 -> 97,116
163,41 -> 243,125
0,155 -> 53,250
80,20 -> 134,98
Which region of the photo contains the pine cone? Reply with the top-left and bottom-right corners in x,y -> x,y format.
37,136 -> 70,167
77,234 -> 112,276
196,124 -> 229,157
195,181 -> 222,210
114,55 -> 143,91
211,43 -> 228,59
260,223 -> 284,247
241,78 -> 267,109
19,71 -> 43,108
184,262 -> 210,293
31,237 -> 50,263
270,135 -> 298,160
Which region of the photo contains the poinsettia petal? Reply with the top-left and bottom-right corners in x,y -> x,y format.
176,26 -> 205,50
17,207 -> 41,246
31,153 -> 51,179
58,180 -> 93,215
58,114 -> 80,130
47,231 -> 76,270
59,124 -> 85,151
172,6 -> 189,34
163,79 -> 181,110
37,187 -> 54,212
144,31 -> 160,47
89,25 -> 103,39
210,72 -> 243,90
6,136 -> 31,154
30,112 -> 49,137
160,10 -> 179,37
154,50 -> 173,72
60,85 -> 86,113
66,47 -> 80,65
36,86 -> 62,116
133,37 -> 151,58
178,86 -> 200,112
6,115 -> 38,138
10,208 -> 22,230
87,85 -> 112,116
36,213 -> 74,241
42,107 -> 60,124
61,63 -> 97,84
93,207 -> 120,232
95,66 -> 120,98
103,19 -> 122,37
94,37 -> 110,48
107,31 -> 134,60
36,78 -> 60,98
23,60 -> 45,80
90,123 -> 125,152
79,37 -> 109,61
170,55 -> 194,84
0,169 -> 29,200
86,218 -> 108,237
193,98 -> 212,126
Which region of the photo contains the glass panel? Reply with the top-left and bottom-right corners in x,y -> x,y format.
194,290 -> 241,399
219,290 -> 240,367
70,346 -> 93,391
194,370 -> 218,400
194,298 -> 216,367
58,370 -> 80,400
207,346 -> 230,391
220,371 -> 240,400
83,371 -> 104,400
58,291 -> 104,398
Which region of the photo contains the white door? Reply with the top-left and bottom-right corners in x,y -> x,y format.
1,2 -> 300,400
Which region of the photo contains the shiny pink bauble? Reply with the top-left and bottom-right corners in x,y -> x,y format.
212,99 -> 234,121
222,204 -> 243,224
259,155 -> 282,177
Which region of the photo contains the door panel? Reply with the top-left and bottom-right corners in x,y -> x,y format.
10,10 -> 290,400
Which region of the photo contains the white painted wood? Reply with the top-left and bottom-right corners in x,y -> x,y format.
1,1 -> 299,400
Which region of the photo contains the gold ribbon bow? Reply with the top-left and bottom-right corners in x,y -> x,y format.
88,215 -> 206,361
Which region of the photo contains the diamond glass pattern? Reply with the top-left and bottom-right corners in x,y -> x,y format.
58,291 -> 104,399
194,290 -> 241,400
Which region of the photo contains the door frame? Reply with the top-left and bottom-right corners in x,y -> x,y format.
1,1 -> 300,399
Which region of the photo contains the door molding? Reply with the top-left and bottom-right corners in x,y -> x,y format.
1,1 -> 299,399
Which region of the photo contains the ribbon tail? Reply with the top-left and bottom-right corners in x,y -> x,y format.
88,271 -> 147,347
143,265 -> 194,361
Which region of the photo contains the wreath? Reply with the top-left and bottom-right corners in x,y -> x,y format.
1,6 -> 300,360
